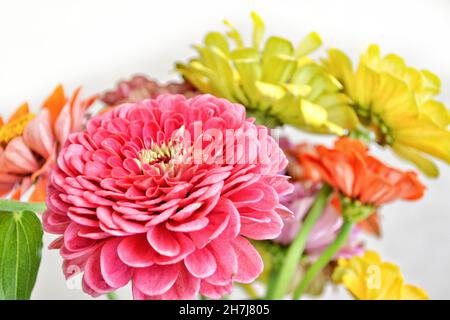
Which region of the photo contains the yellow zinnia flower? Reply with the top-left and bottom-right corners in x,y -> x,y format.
177,12 -> 358,134
323,45 -> 450,177
333,250 -> 429,300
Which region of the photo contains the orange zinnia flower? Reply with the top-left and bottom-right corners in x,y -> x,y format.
301,138 -> 425,207
282,138 -> 384,235
0,85 -> 95,201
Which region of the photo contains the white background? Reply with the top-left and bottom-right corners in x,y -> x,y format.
0,0 -> 449,299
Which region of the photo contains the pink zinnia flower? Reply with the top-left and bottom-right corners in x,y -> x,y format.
44,94 -> 293,299
275,183 -> 363,260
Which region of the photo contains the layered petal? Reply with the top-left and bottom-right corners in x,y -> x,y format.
23,109 -> 55,159
44,94 -> 291,299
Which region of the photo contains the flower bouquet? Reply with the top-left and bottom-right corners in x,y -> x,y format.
0,12 -> 448,300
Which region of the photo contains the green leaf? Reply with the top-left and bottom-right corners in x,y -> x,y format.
0,200 -> 46,213
0,211 -> 43,300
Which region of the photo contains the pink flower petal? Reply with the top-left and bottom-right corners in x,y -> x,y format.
166,217 -> 209,232
55,104 -> 71,146
216,199 -> 240,239
133,264 -> 179,296
153,232 -> 195,265
1,137 -> 39,174
132,285 -> 147,300
117,234 -> 157,267
184,247 -> 217,278
23,109 -> 55,159
231,236 -> 263,283
240,210 -> 283,240
83,251 -> 114,294
64,223 -> 96,252
161,264 -> 200,300
246,183 -> 279,211
189,212 -> 230,248
205,240 -> 237,286
170,202 -> 203,221
147,225 -> 180,257
228,187 -> 264,205
100,239 -> 133,288
200,281 -> 232,299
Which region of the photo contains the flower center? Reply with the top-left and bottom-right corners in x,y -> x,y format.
139,143 -> 177,166
352,104 -> 394,146
0,113 -> 36,146
134,126 -> 188,172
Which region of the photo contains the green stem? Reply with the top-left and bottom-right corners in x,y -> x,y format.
266,184 -> 332,299
0,200 -> 47,213
106,292 -> 118,300
293,218 -> 353,299
264,264 -> 282,299
241,283 -> 259,299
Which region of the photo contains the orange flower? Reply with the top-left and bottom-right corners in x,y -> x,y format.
283,138 -> 384,234
0,85 -> 95,201
301,138 -> 425,208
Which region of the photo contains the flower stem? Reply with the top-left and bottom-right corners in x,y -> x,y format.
293,217 -> 353,299
265,184 -> 332,299
106,292 -> 118,300
241,283 -> 259,299
265,266 -> 279,299
0,199 -> 47,213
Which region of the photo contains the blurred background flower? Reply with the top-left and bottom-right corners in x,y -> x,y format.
333,250 -> 429,300
323,46 -> 450,177
275,182 -> 363,260
0,85 -> 95,201
301,138 -> 425,211
176,12 -> 359,133
100,75 -> 198,106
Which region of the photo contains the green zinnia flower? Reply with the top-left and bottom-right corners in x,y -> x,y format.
176,12 -> 358,134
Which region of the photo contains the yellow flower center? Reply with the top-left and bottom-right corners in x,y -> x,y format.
134,126 -> 189,173
0,113 -> 36,146
135,141 -> 187,174
139,143 -> 176,166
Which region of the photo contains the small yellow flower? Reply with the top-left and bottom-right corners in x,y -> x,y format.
323,45 -> 450,177
177,12 -> 358,134
333,250 -> 429,300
